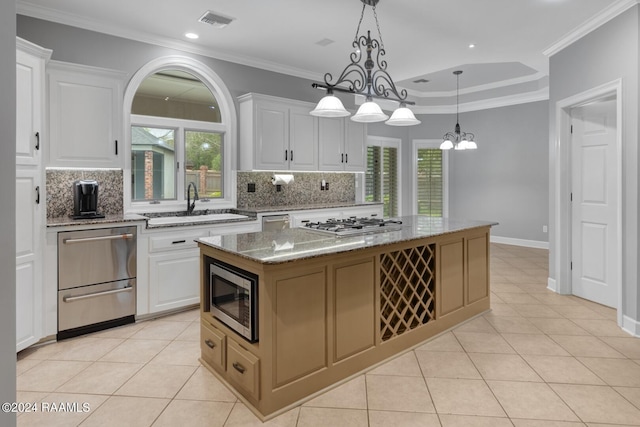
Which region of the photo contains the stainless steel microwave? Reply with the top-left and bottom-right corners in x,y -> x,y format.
207,257 -> 258,342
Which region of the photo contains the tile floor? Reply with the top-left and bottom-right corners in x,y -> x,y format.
16,243 -> 640,426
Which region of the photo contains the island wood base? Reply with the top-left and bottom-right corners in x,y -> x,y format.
198,225 -> 491,420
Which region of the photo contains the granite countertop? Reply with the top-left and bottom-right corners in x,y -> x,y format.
198,216 -> 498,265
237,201 -> 383,214
46,213 -> 148,228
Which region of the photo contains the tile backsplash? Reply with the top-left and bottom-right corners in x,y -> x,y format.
46,168 -> 123,219
236,171 -> 357,209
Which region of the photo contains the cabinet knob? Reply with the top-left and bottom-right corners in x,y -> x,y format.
204,339 -> 216,349
232,362 -> 246,374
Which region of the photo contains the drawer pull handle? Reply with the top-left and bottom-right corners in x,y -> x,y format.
172,240 -> 186,244
232,362 -> 246,374
204,339 -> 216,349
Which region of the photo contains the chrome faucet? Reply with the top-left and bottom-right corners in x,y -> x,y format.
187,182 -> 199,215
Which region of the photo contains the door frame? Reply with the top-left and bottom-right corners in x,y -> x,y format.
552,79 -> 622,324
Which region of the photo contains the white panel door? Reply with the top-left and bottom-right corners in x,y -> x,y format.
571,99 -> 617,307
289,106 -> 318,171
16,50 -> 42,166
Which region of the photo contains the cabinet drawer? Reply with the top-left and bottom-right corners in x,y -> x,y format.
227,339 -> 260,399
149,230 -> 208,253
201,322 -> 225,371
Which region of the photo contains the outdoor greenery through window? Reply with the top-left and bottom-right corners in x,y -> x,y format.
416,148 -> 443,216
365,144 -> 399,217
130,69 -> 225,203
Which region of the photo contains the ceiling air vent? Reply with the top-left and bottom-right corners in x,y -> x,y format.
413,78 -> 430,84
198,11 -> 234,28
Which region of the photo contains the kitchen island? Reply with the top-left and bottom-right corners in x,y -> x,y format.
197,216 -> 496,420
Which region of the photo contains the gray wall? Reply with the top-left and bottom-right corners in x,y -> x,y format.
549,6 -> 639,320
1,1 -> 17,427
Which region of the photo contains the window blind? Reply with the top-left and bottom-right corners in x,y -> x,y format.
416,148 -> 443,216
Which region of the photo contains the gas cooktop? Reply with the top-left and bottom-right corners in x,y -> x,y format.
301,217 -> 403,237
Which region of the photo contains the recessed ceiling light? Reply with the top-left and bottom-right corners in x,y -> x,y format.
185,32 -> 199,39
468,43 -> 476,49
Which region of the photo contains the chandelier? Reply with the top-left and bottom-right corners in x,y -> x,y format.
310,0 -> 420,126
440,70 -> 477,150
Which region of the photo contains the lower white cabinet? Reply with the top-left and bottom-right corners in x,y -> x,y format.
149,248 -> 201,313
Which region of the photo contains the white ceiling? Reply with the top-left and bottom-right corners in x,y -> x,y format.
17,0 -> 626,109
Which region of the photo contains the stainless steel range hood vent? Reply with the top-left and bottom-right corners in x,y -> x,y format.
198,11 -> 234,28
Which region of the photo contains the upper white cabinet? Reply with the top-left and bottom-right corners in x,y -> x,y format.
47,61 -> 127,168
319,118 -> 366,171
239,93 -> 318,171
16,38 -> 50,352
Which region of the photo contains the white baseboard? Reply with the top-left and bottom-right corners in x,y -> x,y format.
547,277 -> 558,293
622,315 -> 640,338
490,235 -> 549,249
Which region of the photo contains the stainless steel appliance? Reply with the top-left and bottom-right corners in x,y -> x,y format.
262,214 -> 290,232
206,256 -> 258,342
302,217 -> 403,237
73,179 -> 105,219
57,226 -> 136,340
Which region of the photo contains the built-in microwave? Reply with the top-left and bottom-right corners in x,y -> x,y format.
206,256 -> 258,343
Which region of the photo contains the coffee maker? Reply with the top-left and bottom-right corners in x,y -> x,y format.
72,180 -> 105,219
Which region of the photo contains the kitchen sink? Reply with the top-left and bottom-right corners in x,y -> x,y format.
147,213 -> 249,226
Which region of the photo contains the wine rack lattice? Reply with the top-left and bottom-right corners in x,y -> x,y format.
380,244 -> 436,341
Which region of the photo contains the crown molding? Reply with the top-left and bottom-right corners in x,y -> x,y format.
544,0 -> 639,57
411,88 -> 549,114
16,2 -> 325,81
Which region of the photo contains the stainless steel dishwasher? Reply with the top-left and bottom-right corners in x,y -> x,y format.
57,226 -> 137,340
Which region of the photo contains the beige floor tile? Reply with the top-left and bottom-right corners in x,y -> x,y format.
570,319 -> 629,337
152,399 -> 233,427
89,321 -> 147,339
15,390 -> 48,404
16,359 -> 42,376
416,351 -> 481,379
469,353 -> 542,382
18,340 -> 73,361
488,380 -> 579,422
16,392 -> 107,427
79,395 -> 169,427
415,332 -> 464,352
17,360 -> 91,392
485,316 -> 544,334
502,333 -> 570,356
550,384 -> 640,425
510,304 -> 564,319
161,308 -> 199,322
530,294 -> 583,306
366,374 -> 434,413
553,305 -> 605,320
494,293 -> 541,305
491,293 -> 506,303
511,420 -> 586,427
303,376 -> 367,409
454,316 -> 498,333
492,283 -> 527,293
224,402 -> 299,426
48,337 -> 124,362
453,331 -> 516,354
174,366 -> 237,402
488,303 -> 524,317
129,320 -> 190,340
114,363 -> 196,398
369,411 -> 441,427
174,321 -> 200,341
99,339 -> 171,364
613,386 -> 640,410
577,357 -> 640,387
599,337 -> 640,359
527,318 -> 590,336
56,361 -> 143,394
522,355 -> 605,385
368,351 -> 423,377
297,407 -> 368,427
439,414 -> 515,427
549,335 -> 625,358
149,340 -> 200,366
427,378 -> 505,417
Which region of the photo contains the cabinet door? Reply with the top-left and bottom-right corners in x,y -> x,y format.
255,102 -> 289,170
344,121 -> 366,171
289,107 -> 318,171
148,249 -> 200,313
48,62 -> 124,168
318,117 -> 345,171
16,50 -> 44,166
16,169 -> 42,352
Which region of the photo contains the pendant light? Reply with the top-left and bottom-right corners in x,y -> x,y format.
441,70 -> 476,150
310,0 -> 420,126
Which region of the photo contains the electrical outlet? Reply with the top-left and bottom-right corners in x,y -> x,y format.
325,182 -> 329,190
247,183 -> 255,192
543,225 -> 548,233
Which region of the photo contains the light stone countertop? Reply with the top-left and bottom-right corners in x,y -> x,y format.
198,216 -> 498,265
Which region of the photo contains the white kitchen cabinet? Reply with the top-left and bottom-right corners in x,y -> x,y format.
318,118 -> 366,171
16,38 -> 50,352
239,93 -> 318,171
47,60 -> 126,168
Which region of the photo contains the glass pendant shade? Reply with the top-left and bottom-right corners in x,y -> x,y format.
351,100 -> 389,123
385,106 -> 421,126
440,139 -> 453,150
466,140 -> 477,150
310,94 -> 351,117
